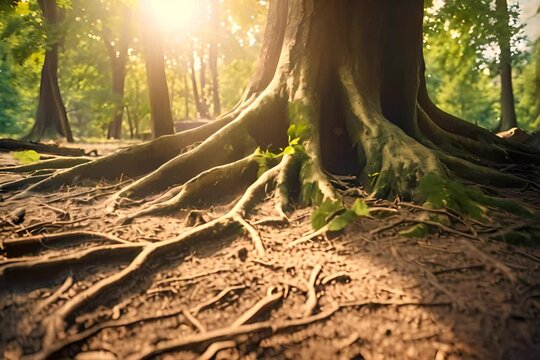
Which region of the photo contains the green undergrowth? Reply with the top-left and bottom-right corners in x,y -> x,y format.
12,150 -> 40,164
311,198 -> 370,231
416,173 -> 536,220
399,173 -> 539,240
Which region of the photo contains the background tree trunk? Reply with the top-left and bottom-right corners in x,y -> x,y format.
189,51 -> 209,118
198,47 -> 210,118
184,72 -> 190,120
496,0 -> 518,131
104,6 -> 132,140
209,0 -> 221,117
27,0 -> 73,142
140,22 -> 175,138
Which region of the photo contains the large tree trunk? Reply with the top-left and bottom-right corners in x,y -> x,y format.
140,23 -> 175,138
10,2 -> 540,356
104,6 -> 132,139
209,0 -> 221,117
25,0 -> 538,206
27,0 -> 73,142
495,0 -> 518,131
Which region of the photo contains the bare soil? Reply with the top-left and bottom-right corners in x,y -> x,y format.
1,142 -> 539,360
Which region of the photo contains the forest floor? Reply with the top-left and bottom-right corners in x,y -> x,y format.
1,141 -> 540,360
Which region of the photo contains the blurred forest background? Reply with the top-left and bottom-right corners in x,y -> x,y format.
0,0 -> 539,140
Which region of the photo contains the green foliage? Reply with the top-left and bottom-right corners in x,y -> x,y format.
0,0 -> 266,139
312,199 -> 344,230
311,199 -> 370,231
417,173 -> 535,220
417,173 -> 486,219
12,150 -> 40,164
423,0 -> 537,131
254,124 -> 311,177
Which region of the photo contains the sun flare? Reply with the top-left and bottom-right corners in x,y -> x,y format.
140,0 -> 201,34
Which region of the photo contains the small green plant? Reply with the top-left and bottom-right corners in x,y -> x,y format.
12,150 -> 40,164
254,124 -> 311,177
311,198 -> 370,231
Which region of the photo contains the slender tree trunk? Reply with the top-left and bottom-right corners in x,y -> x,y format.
209,0 -> 221,116
495,0 -> 518,131
184,72 -> 190,120
140,23 -> 175,138
189,52 -> 209,118
104,6 -> 132,139
107,63 -> 126,139
169,72 -> 176,119
134,77 -> 140,138
28,0 -> 73,142
125,104 -> 134,139
198,47 -> 210,118
534,39 -> 540,129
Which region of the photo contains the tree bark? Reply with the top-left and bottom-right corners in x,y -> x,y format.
103,5 -> 132,139
198,47 -> 210,118
209,0 -> 221,117
27,0 -> 73,142
184,72 -> 190,120
189,50 -> 209,119
534,39 -> 540,129
26,0 -> 538,202
140,21 -> 175,138
495,0 -> 518,131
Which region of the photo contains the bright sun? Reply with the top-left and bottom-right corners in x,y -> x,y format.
140,0 -> 201,34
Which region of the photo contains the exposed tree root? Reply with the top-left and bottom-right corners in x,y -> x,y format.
0,174 -> 51,193
14,216 -> 98,235
121,155 -> 260,224
34,276 -> 74,313
2,3 -> 540,358
135,304 -> 340,360
0,244 -> 142,284
29,155 -> 285,357
303,264 -> 322,316
0,156 -> 92,173
135,298 -> 452,360
14,91 -> 277,201
2,231 -> 134,257
33,285 -> 247,359
340,68 -> 448,199
231,288 -> 284,327
0,139 -> 86,157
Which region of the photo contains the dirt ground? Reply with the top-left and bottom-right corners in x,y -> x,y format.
1,142 -> 539,360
